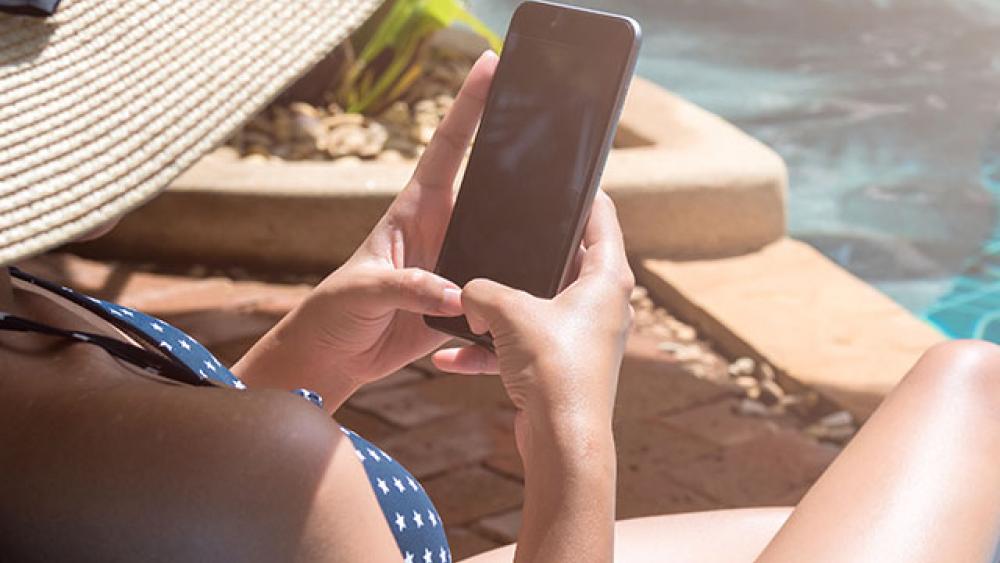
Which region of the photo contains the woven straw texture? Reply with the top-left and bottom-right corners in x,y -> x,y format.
0,0 -> 383,265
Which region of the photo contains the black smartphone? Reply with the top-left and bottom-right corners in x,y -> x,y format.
424,0 -> 641,348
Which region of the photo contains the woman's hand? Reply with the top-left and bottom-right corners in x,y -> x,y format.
433,191 -> 634,563
434,190 -> 634,434
233,51 -> 498,409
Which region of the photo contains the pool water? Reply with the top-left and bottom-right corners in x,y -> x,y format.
469,0 -> 1000,342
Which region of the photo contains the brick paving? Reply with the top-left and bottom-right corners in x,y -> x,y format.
19,254 -> 844,560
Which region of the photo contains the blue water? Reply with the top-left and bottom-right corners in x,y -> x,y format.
470,0 -> 1000,341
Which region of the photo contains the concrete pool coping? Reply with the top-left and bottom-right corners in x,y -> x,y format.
72,77 -> 788,270
636,238 -> 947,420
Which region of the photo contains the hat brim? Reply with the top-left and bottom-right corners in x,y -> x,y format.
0,0 -> 385,264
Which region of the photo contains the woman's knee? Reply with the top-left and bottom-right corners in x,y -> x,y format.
904,340 -> 1000,404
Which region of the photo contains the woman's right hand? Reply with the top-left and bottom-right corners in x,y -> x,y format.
432,190 -> 634,439
434,191 -> 633,562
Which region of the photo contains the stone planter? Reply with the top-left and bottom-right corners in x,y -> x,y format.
73,42 -> 786,272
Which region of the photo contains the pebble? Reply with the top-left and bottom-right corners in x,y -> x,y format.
728,357 -> 756,378
673,324 -> 697,342
630,286 -> 648,303
760,363 -> 777,381
817,410 -> 854,428
737,398 -> 770,417
758,379 -> 785,406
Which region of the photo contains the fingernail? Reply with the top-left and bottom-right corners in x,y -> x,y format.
441,287 -> 463,315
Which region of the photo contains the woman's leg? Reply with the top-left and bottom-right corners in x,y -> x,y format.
466,340 -> 1000,562
758,340 -> 1000,562
461,508 -> 792,563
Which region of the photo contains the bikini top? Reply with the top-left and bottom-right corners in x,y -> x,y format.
0,266 -> 452,563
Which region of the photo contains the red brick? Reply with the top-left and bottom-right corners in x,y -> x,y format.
446,527 -> 502,560
423,467 -> 523,527
348,374 -> 512,428
332,406 -> 400,442
473,509 -> 522,544
614,416 -> 721,469
617,466 -> 718,519
378,410 -> 516,479
661,398 -> 790,447
162,310 -> 280,348
614,416 -> 721,519
668,429 -> 839,507
355,366 -> 428,395
483,439 -> 524,482
615,354 -> 730,419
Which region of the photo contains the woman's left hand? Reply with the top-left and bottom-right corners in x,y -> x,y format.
233,51 -> 498,409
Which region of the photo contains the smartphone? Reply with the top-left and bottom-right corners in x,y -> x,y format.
424,0 -> 641,348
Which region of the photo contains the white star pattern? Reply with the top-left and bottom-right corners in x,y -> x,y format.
395,512 -> 407,532
204,360 -> 217,372
150,322 -> 164,332
377,478 -> 390,495
367,448 -> 381,462
233,380 -> 247,390
413,511 -> 424,528
109,309 -> 122,317
439,547 -> 448,563
428,511 -> 438,527
393,477 -> 407,493
423,548 -> 433,563
404,553 -> 414,563
179,339 -> 192,351
159,341 -> 173,351
381,449 -> 393,461
87,296 -> 101,304
355,449 -> 366,462
121,309 -> 134,317
198,370 -> 209,380
407,476 -> 420,491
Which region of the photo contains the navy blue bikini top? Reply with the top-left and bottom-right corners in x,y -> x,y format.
0,267 -> 452,563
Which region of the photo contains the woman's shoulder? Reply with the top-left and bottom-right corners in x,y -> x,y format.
0,380 -> 400,561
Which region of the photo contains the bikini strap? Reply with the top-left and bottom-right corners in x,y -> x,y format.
0,310 -> 210,386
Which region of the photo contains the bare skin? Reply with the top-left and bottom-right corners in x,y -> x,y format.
3,48 -> 1000,563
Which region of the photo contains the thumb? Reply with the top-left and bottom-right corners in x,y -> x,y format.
375,268 -> 464,316
461,278 -> 527,335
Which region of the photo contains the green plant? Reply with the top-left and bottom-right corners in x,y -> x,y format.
336,0 -> 502,115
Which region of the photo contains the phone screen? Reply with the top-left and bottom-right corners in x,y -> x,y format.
429,3 -> 638,343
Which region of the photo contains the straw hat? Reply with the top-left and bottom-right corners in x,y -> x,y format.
0,0 -> 384,265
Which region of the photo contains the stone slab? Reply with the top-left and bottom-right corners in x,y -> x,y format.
636,238 -> 946,419
69,77 -> 786,271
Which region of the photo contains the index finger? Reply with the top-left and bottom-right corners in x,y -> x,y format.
579,191 -> 629,276
412,50 -> 499,191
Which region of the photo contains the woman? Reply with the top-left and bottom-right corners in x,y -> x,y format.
3,1 -> 1000,562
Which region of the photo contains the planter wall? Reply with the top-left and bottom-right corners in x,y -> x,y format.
73,76 -> 787,273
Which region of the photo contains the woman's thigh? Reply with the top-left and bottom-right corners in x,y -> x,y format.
461,507 -> 792,563
758,340 -> 1000,562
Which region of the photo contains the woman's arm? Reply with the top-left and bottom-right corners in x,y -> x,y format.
435,192 -> 635,562
232,52 -> 499,412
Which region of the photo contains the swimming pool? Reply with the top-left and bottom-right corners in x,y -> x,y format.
470,0 -> 1000,341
